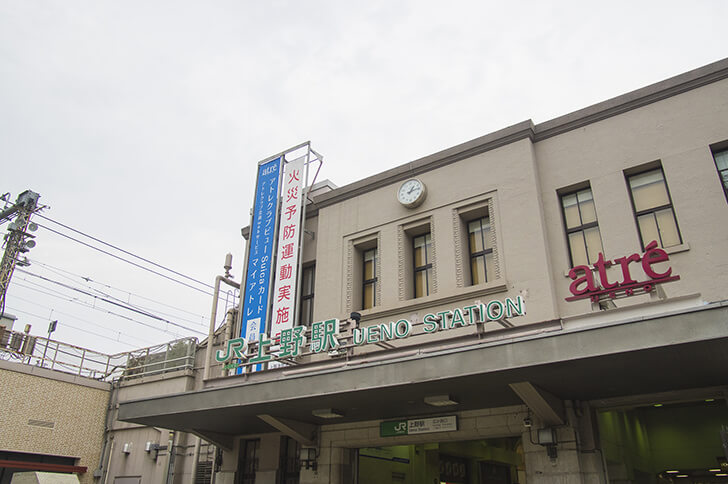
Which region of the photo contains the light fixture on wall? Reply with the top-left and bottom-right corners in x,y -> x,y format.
300,447 -> 318,471
536,428 -> 558,461
144,441 -> 165,460
312,408 -> 344,419
424,395 -> 459,407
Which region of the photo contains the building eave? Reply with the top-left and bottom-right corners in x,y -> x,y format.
314,56 -> 728,209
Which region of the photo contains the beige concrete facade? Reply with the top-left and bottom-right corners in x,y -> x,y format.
114,58 -> 728,484
0,361 -> 109,484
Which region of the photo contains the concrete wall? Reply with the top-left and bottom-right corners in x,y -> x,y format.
310,74 -> 728,340
106,371 -> 198,484
0,361 -> 109,484
313,136 -> 558,334
536,78 -> 728,316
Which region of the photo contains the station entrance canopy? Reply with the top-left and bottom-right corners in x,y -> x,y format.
118,303 -> 728,450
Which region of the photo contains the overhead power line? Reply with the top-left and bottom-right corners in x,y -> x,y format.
6,306 -> 141,349
35,213 -> 214,289
31,214 -> 239,305
35,221 -> 216,298
30,259 -> 210,321
16,269 -> 206,336
29,259 -> 209,328
7,293 -> 155,346
11,279 -> 184,342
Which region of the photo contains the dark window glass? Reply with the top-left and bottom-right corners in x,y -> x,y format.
713,149 -> 728,202
236,439 -> 259,484
362,248 -> 377,309
467,217 -> 493,285
413,233 -> 432,298
299,265 -> 315,326
278,436 -> 300,484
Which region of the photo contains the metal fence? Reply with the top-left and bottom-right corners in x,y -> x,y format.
0,326 -> 196,381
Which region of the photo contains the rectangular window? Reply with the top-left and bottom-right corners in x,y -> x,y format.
467,217 -> 494,285
237,439 -> 259,484
279,436 -> 301,483
713,149 -> 728,202
362,248 -> 377,309
627,167 -> 681,249
560,187 -> 604,266
413,233 -> 432,298
299,265 -> 315,326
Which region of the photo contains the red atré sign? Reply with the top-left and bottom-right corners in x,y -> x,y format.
565,240 -> 680,302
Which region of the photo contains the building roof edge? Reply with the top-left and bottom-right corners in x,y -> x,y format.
314,56 -> 728,208
533,56 -> 728,140
314,120 -> 536,207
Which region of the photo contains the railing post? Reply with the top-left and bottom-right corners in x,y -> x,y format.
79,349 -> 86,376
51,342 -> 59,370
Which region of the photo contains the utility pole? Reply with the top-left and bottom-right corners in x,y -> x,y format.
0,190 -> 41,315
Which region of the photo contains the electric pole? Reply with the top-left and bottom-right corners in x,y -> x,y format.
0,190 -> 41,315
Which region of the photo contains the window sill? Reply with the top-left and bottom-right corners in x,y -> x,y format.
664,242 -> 690,255
357,280 -> 509,322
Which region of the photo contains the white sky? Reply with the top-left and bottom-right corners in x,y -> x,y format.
1,1 -> 726,355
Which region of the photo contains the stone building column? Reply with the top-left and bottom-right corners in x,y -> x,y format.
214,440 -> 239,484
522,403 -> 606,484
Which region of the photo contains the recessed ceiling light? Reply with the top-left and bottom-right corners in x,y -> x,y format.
709,469 -> 722,472
653,404 -> 663,407
424,395 -> 459,407
312,408 -> 344,419
715,474 -> 727,477
665,471 -> 680,474
705,398 -> 715,402
676,475 -> 688,478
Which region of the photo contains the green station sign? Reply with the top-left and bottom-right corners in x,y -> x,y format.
380,415 -> 458,437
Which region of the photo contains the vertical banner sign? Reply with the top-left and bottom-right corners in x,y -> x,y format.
270,156 -> 306,340
240,157 -> 282,347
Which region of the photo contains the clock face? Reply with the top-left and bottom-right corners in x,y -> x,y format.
397,179 -> 426,208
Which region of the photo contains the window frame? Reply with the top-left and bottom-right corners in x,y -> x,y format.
362,247 -> 378,310
453,197 -> 501,289
412,232 -> 433,298
559,186 -> 604,267
345,233 -> 380,313
466,216 -> 494,286
712,148 -> 728,203
298,264 -> 315,326
626,165 -> 682,250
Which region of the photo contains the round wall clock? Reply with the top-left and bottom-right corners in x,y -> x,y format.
397,178 -> 427,209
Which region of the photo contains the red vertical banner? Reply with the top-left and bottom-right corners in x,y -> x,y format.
270,156 -> 306,340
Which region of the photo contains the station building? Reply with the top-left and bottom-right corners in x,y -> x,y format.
114,58 -> 728,484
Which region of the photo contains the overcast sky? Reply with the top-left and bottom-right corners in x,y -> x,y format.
1,1 -> 726,355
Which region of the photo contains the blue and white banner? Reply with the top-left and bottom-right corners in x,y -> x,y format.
240,157 -> 282,346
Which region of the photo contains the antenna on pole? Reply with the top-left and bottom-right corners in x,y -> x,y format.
0,190 -> 43,315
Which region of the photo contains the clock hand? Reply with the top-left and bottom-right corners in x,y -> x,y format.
408,186 -> 416,194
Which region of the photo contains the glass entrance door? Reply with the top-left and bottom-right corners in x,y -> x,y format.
357,437 -> 525,484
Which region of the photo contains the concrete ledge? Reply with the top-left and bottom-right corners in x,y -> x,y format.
0,358 -> 111,391
117,303 -> 728,436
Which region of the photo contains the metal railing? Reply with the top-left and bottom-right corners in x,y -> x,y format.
0,326 -> 196,381
120,338 -> 197,380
